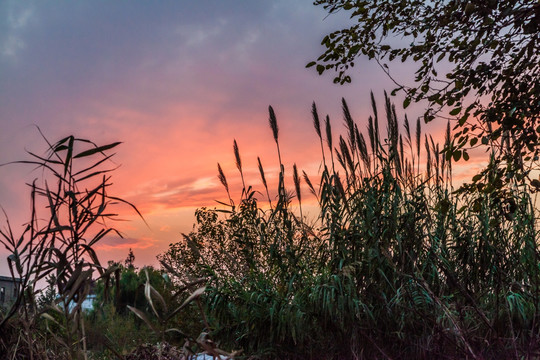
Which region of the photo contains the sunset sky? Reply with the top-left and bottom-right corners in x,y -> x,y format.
0,1 -> 482,270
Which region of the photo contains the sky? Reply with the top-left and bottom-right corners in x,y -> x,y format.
0,1 -> 480,271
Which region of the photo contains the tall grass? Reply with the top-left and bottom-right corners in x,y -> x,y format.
0,134 -> 141,359
0,133 -> 233,359
0,95 -> 537,359
161,93 -> 539,359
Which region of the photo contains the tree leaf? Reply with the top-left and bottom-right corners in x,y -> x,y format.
449,107 -> 461,116
403,97 -> 411,109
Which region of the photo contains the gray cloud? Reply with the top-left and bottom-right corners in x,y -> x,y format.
0,1 -> 429,271
0,0 -> 371,129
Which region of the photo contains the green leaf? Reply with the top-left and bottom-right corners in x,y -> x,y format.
449,107 -> 461,116
458,113 -> 468,126
403,97 -> 411,109
470,137 -> 478,146
349,44 -> 361,57
64,136 -> 74,176
306,61 -> 316,68
436,52 -> 445,62
472,199 -> 482,212
463,150 -> 469,161
182,286 -> 206,307
316,64 -> 325,75
452,150 -> 461,162
167,286 -> 207,320
41,313 -> 61,326
127,306 -> 159,333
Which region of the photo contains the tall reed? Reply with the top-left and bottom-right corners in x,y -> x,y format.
162,94 -> 539,359
0,133 -> 141,359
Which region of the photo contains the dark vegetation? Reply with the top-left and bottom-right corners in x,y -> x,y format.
1,93 -> 537,359
0,1 -> 538,358
0,136 -> 228,359
161,94 -> 539,359
1,94 -> 540,359
309,0 -> 539,177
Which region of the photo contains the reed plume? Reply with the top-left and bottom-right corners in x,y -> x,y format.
342,98 -> 356,155
268,105 -> 283,173
217,162 -> 233,206
233,139 -> 246,192
312,102 -> 326,166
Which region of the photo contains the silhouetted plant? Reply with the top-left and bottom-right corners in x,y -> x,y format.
0,133 -> 141,359
161,94 -> 539,359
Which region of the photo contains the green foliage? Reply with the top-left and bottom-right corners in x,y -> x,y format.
123,265 -> 237,358
309,0 -> 539,179
85,303 -> 154,357
87,259 -> 232,358
161,95 -> 539,359
93,264 -> 169,315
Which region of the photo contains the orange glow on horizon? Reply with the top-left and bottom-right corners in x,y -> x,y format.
0,1 -> 502,272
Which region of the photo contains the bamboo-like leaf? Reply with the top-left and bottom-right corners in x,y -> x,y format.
167,286 -> 207,320
63,135 -> 74,177
65,269 -> 92,305
165,327 -> 189,338
127,305 -> 159,333
144,269 -> 161,318
62,263 -> 84,293
181,286 -> 206,308
73,142 -> 122,159
159,259 -> 183,279
108,195 -> 148,227
41,312 -> 61,326
42,313 -> 69,348
73,153 -> 115,177
79,244 -> 101,269
75,167 -> 117,183
38,226 -> 72,235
